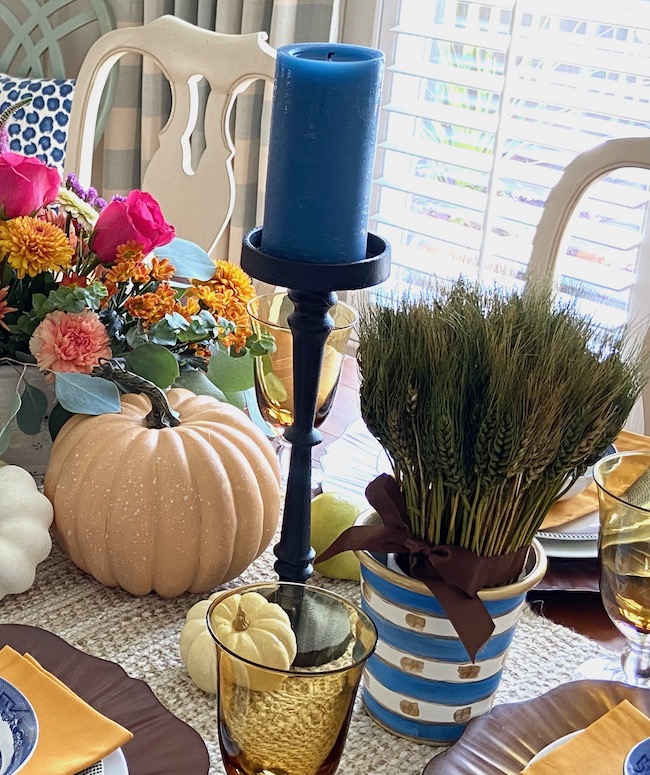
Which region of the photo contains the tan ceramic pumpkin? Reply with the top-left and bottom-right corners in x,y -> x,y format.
44,387 -> 281,596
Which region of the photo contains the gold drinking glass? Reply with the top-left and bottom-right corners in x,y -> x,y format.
575,450 -> 650,684
247,293 -> 357,430
207,581 -> 377,775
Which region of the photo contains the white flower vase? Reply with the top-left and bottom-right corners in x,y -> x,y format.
0,365 -> 56,476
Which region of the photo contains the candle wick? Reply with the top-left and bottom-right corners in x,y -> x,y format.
327,51 -> 335,61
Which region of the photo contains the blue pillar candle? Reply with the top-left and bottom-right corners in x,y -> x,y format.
262,43 -> 384,264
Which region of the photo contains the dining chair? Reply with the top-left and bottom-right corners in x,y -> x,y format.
0,0 -> 115,167
63,14 -> 277,259
526,136 -> 650,433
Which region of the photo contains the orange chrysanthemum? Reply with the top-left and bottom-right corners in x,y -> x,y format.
115,240 -> 145,263
0,286 -> 17,331
186,264 -> 254,351
150,257 -> 175,281
174,296 -> 201,320
104,258 -> 151,285
189,343 -> 212,359
60,272 -> 89,288
211,260 -> 256,304
186,284 -> 252,351
124,283 -> 177,327
101,281 -> 119,302
0,216 -> 74,278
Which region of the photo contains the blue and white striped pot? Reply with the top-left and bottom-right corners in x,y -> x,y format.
354,510 -> 547,745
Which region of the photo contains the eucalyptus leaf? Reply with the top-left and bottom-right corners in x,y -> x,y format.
156,237 -> 215,281
55,373 -> 121,415
0,391 -> 20,457
174,369 -> 226,401
31,294 -> 47,316
244,388 -> 279,438
165,311 -> 190,331
125,324 -> 148,349
148,319 -> 179,347
222,390 -> 246,410
207,348 -> 254,393
48,402 -> 75,440
16,383 -> 48,435
123,343 -> 180,388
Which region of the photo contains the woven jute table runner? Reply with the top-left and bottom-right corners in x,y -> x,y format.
0,528 -> 609,775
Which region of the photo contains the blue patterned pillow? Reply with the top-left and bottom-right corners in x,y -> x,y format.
0,74 -> 75,170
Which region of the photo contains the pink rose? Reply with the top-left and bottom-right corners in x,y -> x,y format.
29,309 -> 112,375
91,190 -> 175,265
0,153 -> 60,218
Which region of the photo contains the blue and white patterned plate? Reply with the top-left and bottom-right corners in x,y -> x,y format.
0,677 -> 38,775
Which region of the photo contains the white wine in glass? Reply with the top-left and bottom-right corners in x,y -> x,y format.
247,293 -> 358,430
575,450 -> 650,685
247,293 -> 357,485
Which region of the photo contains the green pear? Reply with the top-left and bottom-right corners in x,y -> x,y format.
311,492 -> 364,581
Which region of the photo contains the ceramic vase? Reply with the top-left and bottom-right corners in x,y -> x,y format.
0,366 -> 55,476
355,510 -> 547,745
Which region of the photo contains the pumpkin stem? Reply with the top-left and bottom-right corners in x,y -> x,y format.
233,603 -> 249,632
90,360 -> 181,429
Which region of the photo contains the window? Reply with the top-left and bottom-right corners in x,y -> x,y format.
349,0 -> 650,336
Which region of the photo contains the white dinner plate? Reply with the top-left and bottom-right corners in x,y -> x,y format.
78,748 -> 128,775
536,507 -> 600,558
537,509 -> 600,542
537,537 -> 598,559
527,730 -> 583,764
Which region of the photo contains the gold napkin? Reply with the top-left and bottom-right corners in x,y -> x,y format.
0,645 -> 133,774
541,430 -> 650,531
523,700 -> 650,774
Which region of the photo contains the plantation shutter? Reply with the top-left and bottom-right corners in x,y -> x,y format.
362,0 -> 650,336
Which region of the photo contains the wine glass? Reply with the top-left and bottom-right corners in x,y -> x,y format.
247,292 -> 358,484
574,450 -> 650,684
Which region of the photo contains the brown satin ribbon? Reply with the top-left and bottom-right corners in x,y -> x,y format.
315,474 -> 529,662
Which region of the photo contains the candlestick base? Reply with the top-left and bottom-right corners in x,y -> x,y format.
242,228 -> 390,583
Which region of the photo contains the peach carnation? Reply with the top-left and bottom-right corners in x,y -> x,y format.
30,309 -> 112,375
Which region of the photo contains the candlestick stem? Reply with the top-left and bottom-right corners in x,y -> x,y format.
273,290 -> 336,581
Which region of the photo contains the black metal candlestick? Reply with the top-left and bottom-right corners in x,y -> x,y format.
241,227 -> 390,582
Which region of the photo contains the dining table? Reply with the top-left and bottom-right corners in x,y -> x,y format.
0,355 -> 634,775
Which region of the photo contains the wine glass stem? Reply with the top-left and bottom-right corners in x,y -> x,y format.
621,639 -> 650,685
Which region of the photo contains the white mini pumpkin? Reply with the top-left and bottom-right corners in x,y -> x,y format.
210,591 -> 297,692
179,591 -> 223,694
180,590 -> 299,694
0,465 -> 53,600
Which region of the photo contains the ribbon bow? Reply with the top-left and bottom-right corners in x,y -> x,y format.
315,474 -> 529,661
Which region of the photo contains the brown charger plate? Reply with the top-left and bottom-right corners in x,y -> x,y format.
0,624 -> 210,774
422,680 -> 650,774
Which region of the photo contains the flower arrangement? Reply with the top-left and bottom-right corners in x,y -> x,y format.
0,109 -> 272,451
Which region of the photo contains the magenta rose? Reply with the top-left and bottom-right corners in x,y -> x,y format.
0,153 -> 60,218
90,189 -> 175,265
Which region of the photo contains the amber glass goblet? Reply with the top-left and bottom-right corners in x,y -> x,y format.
575,450 -> 650,685
247,292 -> 357,482
207,581 -> 377,775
